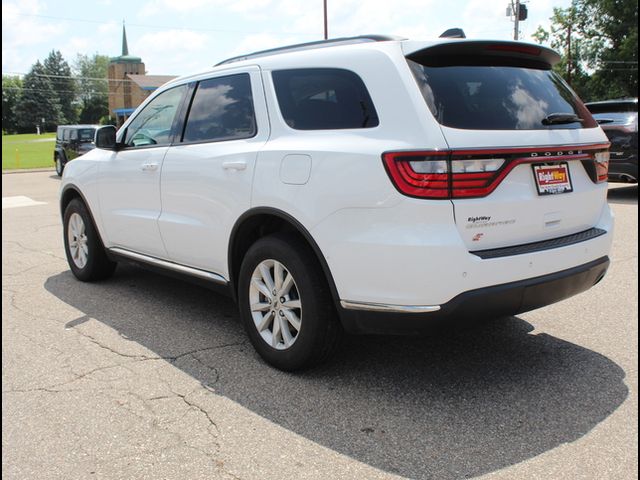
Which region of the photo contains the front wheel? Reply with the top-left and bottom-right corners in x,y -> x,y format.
238,234 -> 342,371
63,198 -> 116,281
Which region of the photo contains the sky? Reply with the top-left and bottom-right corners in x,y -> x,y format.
2,0 -> 571,78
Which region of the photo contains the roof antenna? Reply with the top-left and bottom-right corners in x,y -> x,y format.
440,28 -> 466,38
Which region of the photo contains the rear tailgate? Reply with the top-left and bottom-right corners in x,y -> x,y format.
403,40 -> 610,251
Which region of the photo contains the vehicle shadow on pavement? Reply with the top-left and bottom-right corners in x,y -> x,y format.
607,184 -> 638,205
45,266 -> 629,480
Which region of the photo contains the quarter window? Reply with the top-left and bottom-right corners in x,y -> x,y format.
272,68 -> 379,130
124,85 -> 187,147
182,74 -> 256,143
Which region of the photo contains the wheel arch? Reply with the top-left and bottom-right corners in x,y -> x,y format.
60,184 -> 107,248
228,208 -> 342,311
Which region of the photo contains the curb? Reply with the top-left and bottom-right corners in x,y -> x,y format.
2,168 -> 56,175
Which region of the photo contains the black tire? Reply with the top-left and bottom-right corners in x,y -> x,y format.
55,154 -> 64,177
63,198 -> 116,281
238,233 -> 342,371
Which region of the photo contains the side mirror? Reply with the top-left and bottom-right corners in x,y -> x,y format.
95,126 -> 119,150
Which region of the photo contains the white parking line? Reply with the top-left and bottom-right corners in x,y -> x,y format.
2,196 -> 48,209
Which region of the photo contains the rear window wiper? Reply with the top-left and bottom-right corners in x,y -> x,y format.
595,118 -> 615,124
542,113 -> 584,125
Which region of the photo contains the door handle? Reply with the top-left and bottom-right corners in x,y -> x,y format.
222,160 -> 247,171
141,162 -> 159,171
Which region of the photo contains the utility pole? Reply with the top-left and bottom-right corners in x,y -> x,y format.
567,23 -> 572,85
323,0 -> 328,40
512,0 -> 520,40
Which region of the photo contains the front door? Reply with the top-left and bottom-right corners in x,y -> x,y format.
98,84 -> 188,258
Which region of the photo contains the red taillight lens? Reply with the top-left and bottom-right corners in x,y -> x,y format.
594,151 -> 609,183
382,151 -> 450,198
450,158 -> 505,198
383,151 -> 506,199
383,145 -> 609,199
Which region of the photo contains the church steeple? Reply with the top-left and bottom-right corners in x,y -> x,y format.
122,21 -> 129,56
109,20 -> 142,64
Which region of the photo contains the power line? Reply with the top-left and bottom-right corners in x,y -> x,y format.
3,71 -> 148,85
8,12 -> 318,38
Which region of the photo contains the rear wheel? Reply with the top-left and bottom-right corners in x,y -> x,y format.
63,198 -> 116,281
55,155 -> 64,176
238,234 -> 342,371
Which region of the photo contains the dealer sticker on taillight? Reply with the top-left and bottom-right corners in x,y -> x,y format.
532,163 -> 573,195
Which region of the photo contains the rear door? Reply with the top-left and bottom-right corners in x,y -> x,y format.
158,66 -> 269,276
405,41 -> 609,251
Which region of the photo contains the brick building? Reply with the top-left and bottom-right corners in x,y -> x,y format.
108,25 -> 176,126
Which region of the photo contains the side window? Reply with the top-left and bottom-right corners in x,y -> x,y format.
272,68 -> 379,130
62,129 -> 70,141
69,129 -> 78,141
124,85 -> 187,147
182,74 -> 256,143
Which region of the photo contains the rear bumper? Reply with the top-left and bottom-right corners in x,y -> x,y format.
339,256 -> 610,334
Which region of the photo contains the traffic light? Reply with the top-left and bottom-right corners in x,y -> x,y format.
518,4 -> 528,21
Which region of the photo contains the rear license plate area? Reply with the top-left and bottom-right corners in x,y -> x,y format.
532,163 -> 573,195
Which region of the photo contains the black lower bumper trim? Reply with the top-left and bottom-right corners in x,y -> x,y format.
470,228 -> 607,259
339,256 -> 610,334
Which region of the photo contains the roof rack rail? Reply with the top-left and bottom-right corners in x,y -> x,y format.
215,35 -> 405,66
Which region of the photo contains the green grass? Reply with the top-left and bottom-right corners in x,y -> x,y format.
2,133 -> 57,170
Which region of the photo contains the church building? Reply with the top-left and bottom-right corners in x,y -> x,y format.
108,25 -> 177,126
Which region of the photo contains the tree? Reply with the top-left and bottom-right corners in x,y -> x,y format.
43,50 -> 77,124
15,61 -> 63,133
581,0 -> 638,99
2,75 -> 23,134
533,0 -> 638,101
74,53 -> 110,124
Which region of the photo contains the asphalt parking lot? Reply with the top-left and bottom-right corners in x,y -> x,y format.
2,171 -> 637,480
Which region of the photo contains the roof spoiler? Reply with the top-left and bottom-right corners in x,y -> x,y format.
440,28 -> 466,39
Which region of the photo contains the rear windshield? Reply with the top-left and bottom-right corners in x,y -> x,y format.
78,128 -> 95,141
590,111 -> 638,127
586,102 -> 637,114
407,59 -> 596,130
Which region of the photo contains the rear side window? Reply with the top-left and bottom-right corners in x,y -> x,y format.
272,68 -> 379,130
408,59 -> 596,130
182,74 -> 256,143
62,129 -> 70,141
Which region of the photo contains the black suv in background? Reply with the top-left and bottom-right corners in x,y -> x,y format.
54,125 -> 99,176
585,98 -> 638,183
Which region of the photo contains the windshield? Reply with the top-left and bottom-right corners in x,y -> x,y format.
408,59 -> 596,130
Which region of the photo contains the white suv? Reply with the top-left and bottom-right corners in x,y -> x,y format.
60,35 -> 613,370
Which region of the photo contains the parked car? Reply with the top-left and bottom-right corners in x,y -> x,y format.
585,98 -> 638,183
60,34 -> 613,370
54,125 -> 99,176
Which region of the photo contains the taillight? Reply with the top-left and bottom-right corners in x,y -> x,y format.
383,151 -> 507,199
451,158 -> 505,198
382,151 -> 450,198
383,144 -> 610,199
594,150 -> 609,183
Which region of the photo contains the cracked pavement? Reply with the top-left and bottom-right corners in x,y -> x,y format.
2,172 -> 638,480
